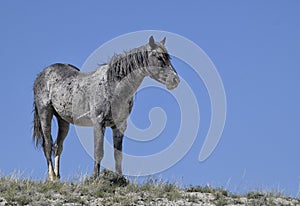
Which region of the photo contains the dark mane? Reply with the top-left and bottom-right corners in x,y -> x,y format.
107,46 -> 150,81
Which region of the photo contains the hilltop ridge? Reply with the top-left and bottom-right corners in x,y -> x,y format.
0,170 -> 299,206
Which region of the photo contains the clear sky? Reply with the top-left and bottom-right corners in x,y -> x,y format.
1,1 -> 300,196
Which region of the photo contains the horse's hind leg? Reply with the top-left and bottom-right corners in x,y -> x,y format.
38,106 -> 56,181
53,115 -> 69,179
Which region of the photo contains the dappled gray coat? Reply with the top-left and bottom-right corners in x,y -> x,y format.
33,36 -> 180,181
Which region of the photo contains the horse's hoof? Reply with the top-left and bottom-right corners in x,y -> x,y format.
88,173 -> 100,182
46,177 -> 55,182
111,175 -> 129,187
47,175 -> 60,182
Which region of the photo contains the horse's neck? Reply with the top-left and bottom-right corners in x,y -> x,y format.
110,69 -> 146,102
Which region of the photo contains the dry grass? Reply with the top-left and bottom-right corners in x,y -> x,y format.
0,170 -> 299,206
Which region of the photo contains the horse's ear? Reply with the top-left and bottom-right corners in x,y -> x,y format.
160,37 -> 166,45
149,36 -> 156,49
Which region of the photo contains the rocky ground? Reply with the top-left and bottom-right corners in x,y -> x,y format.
0,170 -> 299,206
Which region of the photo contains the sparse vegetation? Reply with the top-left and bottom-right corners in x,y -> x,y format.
0,170 -> 299,205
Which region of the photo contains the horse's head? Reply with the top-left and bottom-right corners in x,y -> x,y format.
146,36 -> 180,90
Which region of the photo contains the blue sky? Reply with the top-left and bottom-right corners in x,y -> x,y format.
1,1 -> 300,196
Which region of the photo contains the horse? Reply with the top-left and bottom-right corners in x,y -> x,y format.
33,36 -> 180,181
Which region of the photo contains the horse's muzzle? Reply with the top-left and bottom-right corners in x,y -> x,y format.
167,75 -> 180,90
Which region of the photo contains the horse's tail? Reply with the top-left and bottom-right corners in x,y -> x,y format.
33,102 -> 43,148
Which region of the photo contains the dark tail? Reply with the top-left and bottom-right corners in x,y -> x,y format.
33,103 -> 43,148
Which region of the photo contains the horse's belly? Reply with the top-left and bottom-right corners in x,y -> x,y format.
73,114 -> 94,126
51,100 -> 94,126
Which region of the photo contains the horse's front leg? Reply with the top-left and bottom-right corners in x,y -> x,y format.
112,122 -> 126,175
92,122 -> 105,178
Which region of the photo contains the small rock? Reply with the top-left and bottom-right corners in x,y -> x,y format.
0,197 -> 7,206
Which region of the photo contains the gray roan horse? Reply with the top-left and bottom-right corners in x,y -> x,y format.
33,36 -> 180,181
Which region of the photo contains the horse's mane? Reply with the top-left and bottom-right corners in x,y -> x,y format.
107,45 -> 150,81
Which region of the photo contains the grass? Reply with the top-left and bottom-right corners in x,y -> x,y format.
0,170 -> 300,205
